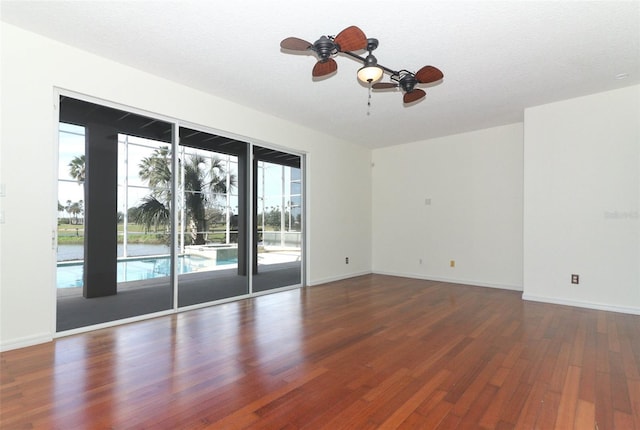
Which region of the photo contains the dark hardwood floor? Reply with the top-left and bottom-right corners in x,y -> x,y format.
2,274 -> 639,429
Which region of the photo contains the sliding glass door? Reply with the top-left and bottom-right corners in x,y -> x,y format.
56,95 -> 304,332
253,146 -> 303,292
176,127 -> 249,307
57,97 -> 174,331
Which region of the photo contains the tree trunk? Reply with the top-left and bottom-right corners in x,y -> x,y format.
189,218 -> 206,245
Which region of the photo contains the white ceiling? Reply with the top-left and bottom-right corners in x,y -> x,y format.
1,1 -> 639,149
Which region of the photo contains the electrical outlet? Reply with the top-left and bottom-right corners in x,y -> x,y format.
571,274 -> 579,284
345,257 -> 349,264
450,260 -> 455,268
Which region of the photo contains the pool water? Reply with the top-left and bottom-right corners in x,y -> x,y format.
57,254 -> 236,288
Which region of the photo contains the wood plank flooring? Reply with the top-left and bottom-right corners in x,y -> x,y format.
2,274 -> 639,429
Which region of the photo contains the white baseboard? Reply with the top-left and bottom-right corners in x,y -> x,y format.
1,332 -> 53,352
373,271 -> 523,292
522,294 -> 640,315
307,271 -> 372,287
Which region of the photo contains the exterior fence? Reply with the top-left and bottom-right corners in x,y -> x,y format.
262,231 -> 302,248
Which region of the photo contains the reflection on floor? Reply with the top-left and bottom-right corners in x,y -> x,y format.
56,261 -> 301,332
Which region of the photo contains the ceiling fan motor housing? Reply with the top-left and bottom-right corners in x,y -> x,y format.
399,74 -> 418,92
314,36 -> 336,61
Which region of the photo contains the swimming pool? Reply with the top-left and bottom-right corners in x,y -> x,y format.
56,254 -> 236,288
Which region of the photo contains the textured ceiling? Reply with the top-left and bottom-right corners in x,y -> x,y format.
2,1 -> 639,148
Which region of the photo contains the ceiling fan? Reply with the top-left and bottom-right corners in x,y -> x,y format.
280,25 -> 444,105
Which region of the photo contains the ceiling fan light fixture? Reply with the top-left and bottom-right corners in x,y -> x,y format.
357,54 -> 383,83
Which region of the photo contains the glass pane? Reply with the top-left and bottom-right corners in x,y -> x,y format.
254,152 -> 302,293
177,128 -> 249,306
115,133 -> 173,319
57,97 -> 174,332
57,124 -> 86,293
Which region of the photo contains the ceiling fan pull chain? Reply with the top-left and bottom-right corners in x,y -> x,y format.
367,81 -> 373,115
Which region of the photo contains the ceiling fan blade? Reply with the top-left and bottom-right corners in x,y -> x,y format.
312,58 -> 338,77
403,89 -> 426,104
372,82 -> 398,89
415,66 -> 444,84
280,37 -> 313,51
334,26 -> 367,52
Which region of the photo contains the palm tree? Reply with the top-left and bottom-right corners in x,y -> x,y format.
68,155 -> 85,184
67,200 -> 84,224
138,147 -> 171,203
131,147 -> 172,239
65,200 -> 73,224
135,196 -> 170,232
183,153 -> 234,245
133,147 -> 235,245
57,201 -> 65,224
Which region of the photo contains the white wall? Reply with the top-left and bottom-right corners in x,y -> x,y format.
523,86 -> 640,313
0,24 -> 372,350
371,124 -> 524,290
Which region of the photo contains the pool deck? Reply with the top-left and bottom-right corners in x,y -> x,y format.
56,249 -> 302,331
